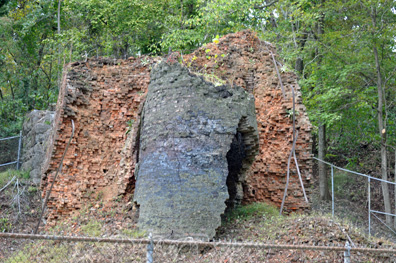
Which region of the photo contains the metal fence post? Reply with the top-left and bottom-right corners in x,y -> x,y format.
16,130 -> 22,170
368,177 -> 371,236
147,233 -> 153,263
331,165 -> 334,217
344,241 -> 351,263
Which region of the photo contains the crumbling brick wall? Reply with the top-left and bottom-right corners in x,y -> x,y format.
42,30 -> 312,223
182,31 -> 313,211
41,57 -> 157,222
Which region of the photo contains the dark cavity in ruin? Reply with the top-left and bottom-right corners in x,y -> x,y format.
226,131 -> 247,210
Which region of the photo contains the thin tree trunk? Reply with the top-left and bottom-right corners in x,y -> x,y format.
57,0 -> 61,35
57,0 -> 62,87
318,124 -> 330,200
9,82 -> 15,99
375,49 -> 391,226
372,6 -> 391,226
317,0 -> 330,201
180,0 -> 184,29
394,149 -> 396,229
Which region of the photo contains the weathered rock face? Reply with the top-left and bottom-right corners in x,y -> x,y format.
134,62 -> 259,238
22,110 -> 55,184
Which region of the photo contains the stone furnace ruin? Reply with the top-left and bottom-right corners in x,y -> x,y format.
41,30 -> 313,238
135,62 -> 259,238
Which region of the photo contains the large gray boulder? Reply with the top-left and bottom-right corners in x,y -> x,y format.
134,62 -> 259,239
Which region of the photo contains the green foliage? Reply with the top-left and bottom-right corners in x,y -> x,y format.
257,0 -> 396,157
28,185 -> 38,193
125,119 -> 135,134
160,0 -> 268,51
0,0 -> 60,136
0,98 -> 26,137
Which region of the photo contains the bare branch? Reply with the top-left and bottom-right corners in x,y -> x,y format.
0,176 -> 16,193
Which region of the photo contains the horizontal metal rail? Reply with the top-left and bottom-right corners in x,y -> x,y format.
0,135 -> 20,141
371,212 -> 396,236
0,161 -> 18,167
370,210 -> 396,218
313,157 -> 396,186
0,233 -> 395,254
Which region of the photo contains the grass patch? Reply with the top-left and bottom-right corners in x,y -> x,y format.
121,228 -> 147,238
226,202 -> 280,221
0,218 -> 12,232
0,169 -> 30,187
0,170 -> 14,187
5,242 -> 72,263
81,221 -> 103,237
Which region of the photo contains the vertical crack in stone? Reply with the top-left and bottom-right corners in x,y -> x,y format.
123,119 -> 141,195
134,62 -> 259,239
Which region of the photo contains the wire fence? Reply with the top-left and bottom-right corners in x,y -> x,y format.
0,131 -> 22,172
313,157 -> 396,238
1,232 -> 396,263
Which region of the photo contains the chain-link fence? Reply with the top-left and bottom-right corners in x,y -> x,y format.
313,157 -> 396,240
1,232 -> 395,263
0,132 -> 22,172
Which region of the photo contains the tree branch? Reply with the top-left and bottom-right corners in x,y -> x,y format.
254,0 -> 279,9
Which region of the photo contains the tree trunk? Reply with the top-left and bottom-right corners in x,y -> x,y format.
295,57 -> 303,75
317,0 -> 330,201
318,124 -> 330,200
57,0 -> 62,87
295,31 -> 307,75
394,150 -> 396,229
372,6 -> 392,226
180,0 -> 184,29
